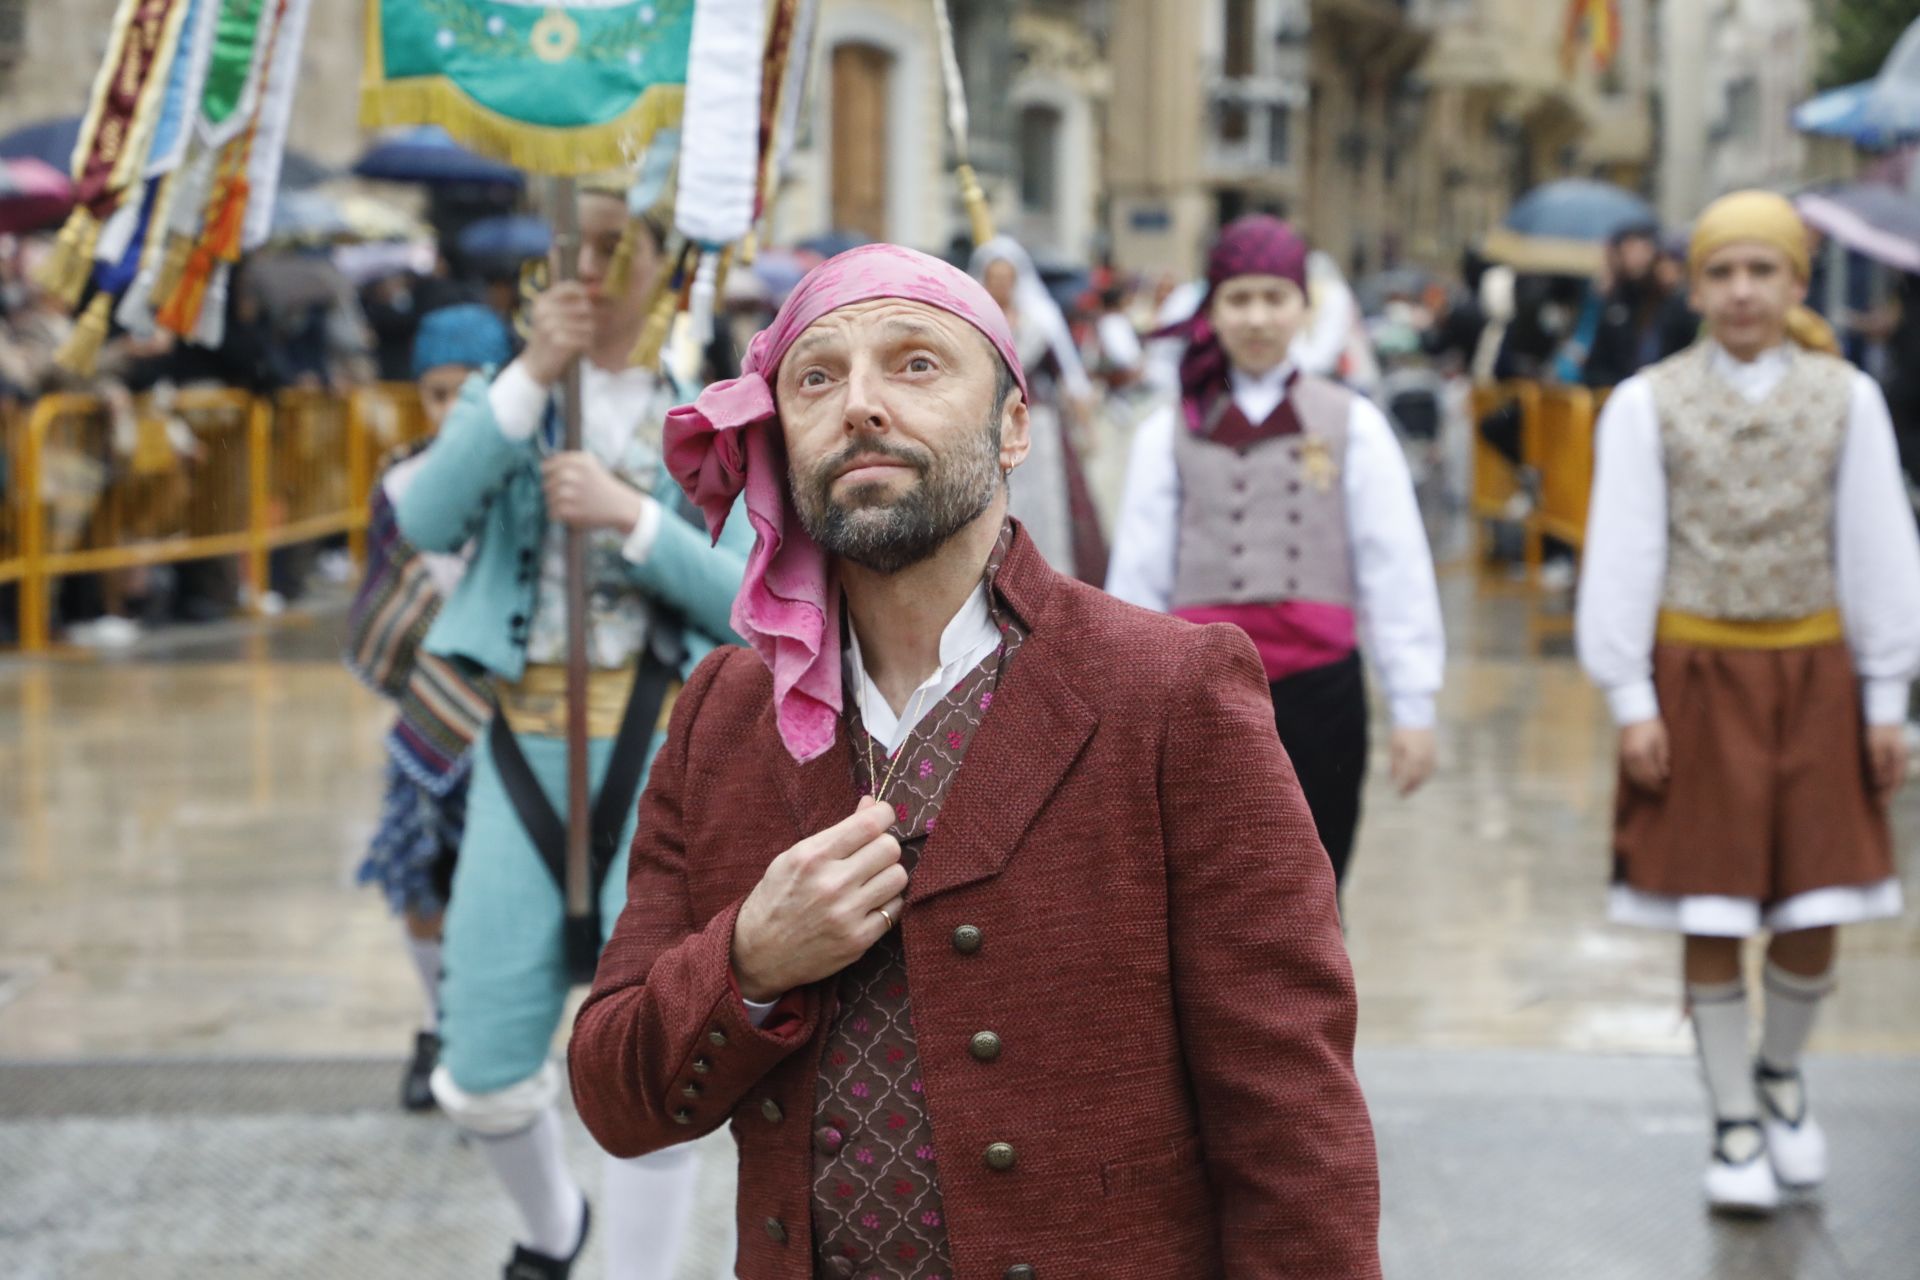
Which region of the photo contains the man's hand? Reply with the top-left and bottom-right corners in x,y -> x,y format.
541,452 -> 648,532
522,281 -> 595,387
1388,727 -> 1436,796
1620,718 -> 1670,793
731,797 -> 906,1003
1868,724 -> 1910,797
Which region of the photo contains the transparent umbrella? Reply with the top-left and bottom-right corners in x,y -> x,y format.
1864,18 -> 1920,137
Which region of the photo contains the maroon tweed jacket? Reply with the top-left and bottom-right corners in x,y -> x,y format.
570,526 -> 1381,1279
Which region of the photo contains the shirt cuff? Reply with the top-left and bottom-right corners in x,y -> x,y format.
621,494 -> 664,565
1864,678 -> 1912,727
487,360 -> 548,442
1387,693 -> 1436,730
741,997 -> 779,1029
1607,680 -> 1661,727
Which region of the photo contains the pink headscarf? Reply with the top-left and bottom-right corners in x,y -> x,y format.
663,243 -> 1029,762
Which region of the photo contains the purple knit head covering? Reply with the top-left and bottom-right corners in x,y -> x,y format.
1161,215 -> 1311,433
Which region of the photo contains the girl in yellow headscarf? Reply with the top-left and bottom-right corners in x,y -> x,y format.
1576,189 -> 1920,1215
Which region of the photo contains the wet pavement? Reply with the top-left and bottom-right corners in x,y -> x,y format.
2,566 -> 1916,1277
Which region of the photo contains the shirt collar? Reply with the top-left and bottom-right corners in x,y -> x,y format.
1228,358 -> 1297,422
1706,340 -> 1791,403
845,580 -> 1000,751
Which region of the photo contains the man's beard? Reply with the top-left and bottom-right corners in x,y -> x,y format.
793,418 -> 1001,575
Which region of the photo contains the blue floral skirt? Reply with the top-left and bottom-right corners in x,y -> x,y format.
358,757 -> 469,918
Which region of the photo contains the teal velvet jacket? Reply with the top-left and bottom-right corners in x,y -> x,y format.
394,371 -> 752,685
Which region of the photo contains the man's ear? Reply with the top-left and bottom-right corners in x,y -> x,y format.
998,394 -> 1031,474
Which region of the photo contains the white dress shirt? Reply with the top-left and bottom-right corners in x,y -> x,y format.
1575,342 -> 1920,726
1105,364 -> 1446,729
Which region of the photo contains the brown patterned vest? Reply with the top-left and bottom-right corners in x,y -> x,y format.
1170,374 -> 1356,610
810,525 -> 1029,1280
1646,342 -> 1854,621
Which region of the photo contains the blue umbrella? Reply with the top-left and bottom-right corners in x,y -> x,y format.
1794,82 -> 1900,148
458,214 -> 551,261
1483,179 -> 1658,275
353,126 -> 525,187
1864,18 -> 1920,138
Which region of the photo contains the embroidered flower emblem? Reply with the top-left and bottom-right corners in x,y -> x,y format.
910,1078 -> 924,1093
897,1243 -> 919,1260
861,1212 -> 881,1230
921,1211 -> 943,1228
893,1179 -> 914,1198
916,1143 -> 936,1161
895,801 -> 910,823
885,984 -> 905,1000
886,1113 -> 907,1129
947,730 -> 965,750
919,758 -> 934,778
830,1051 -> 848,1067
835,1182 -> 855,1200
851,1082 -> 870,1099
924,818 -> 936,833
980,690 -> 993,710
886,1046 -> 906,1064
851,1018 -> 870,1034
856,1148 -> 876,1165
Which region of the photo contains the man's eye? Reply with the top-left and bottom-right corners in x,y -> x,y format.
801,369 -> 828,387
906,356 -> 935,373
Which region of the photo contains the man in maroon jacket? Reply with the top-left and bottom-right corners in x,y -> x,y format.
569,244 -> 1380,1279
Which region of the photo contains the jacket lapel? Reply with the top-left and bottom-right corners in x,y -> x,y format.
909,528 -> 1096,905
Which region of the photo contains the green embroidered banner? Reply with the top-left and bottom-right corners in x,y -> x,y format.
361,0 -> 695,174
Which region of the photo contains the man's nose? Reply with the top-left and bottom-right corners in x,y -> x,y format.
842,357 -> 889,431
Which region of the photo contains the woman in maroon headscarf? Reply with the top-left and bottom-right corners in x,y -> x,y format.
1107,215 -> 1446,891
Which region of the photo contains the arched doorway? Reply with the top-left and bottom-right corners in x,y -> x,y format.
831,42 -> 893,240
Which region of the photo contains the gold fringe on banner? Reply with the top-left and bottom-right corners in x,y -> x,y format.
55,294 -> 115,376
628,278 -> 681,372
957,164 -> 994,248
150,233 -> 193,308
37,210 -> 102,306
359,79 -> 686,178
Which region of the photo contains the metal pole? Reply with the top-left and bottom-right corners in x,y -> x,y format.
548,176 -> 593,926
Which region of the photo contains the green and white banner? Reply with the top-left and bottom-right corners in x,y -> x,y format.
360,0 -> 695,174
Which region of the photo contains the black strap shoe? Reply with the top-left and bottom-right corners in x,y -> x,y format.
502,1198 -> 591,1280
401,1031 -> 439,1113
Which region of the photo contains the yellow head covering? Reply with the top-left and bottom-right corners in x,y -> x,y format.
1687,190 -> 1838,355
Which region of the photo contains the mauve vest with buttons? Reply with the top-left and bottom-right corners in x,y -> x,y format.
1645,343 -> 1853,622
1170,375 -> 1356,610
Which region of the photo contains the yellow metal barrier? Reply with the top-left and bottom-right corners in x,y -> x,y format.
1,402 -> 24,591
6,383 -> 424,653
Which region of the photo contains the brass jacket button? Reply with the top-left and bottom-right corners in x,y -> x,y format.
984,1142 -> 1017,1171
691,1056 -> 712,1074
1005,1265 -> 1037,1280
708,1029 -> 728,1047
681,1082 -> 702,1098
760,1097 -> 784,1123
951,924 -> 983,954
763,1217 -> 787,1244
969,1031 -> 1002,1062
672,1108 -> 693,1126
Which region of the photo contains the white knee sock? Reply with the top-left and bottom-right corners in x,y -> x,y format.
1759,961 -> 1834,1075
1688,979 -> 1757,1123
404,932 -> 442,1033
477,1106 -> 585,1259
602,1146 -> 699,1280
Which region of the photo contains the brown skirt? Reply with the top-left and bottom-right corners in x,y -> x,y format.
1612,642 -> 1893,906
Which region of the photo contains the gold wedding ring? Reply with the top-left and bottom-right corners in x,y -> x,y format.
877,905 -> 896,931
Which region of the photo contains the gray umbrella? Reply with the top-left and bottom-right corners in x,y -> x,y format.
1795,183 -> 1920,274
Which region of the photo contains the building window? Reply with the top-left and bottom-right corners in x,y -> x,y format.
1725,76 -> 1760,146
1267,104 -> 1291,167
1223,0 -> 1255,78
0,0 -> 23,68
1018,104 -> 1062,214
